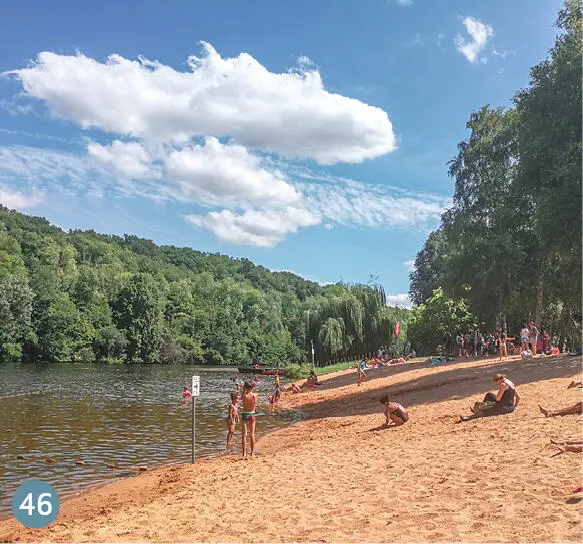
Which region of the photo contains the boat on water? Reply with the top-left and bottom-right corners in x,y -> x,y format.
237,367 -> 288,376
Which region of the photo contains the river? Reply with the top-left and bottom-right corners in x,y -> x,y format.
0,363 -> 298,516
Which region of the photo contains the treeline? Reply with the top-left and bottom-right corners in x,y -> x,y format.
408,0 -> 582,354
0,207 -> 408,365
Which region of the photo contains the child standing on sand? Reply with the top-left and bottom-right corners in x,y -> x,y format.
357,359 -> 367,386
226,392 -> 239,452
240,381 -> 257,458
379,394 -> 409,427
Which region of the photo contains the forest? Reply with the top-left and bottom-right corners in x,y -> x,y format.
0,206 -> 409,365
408,0 -> 582,354
1,2 -> 580,363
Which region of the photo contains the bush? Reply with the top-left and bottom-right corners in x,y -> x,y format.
285,363 -> 311,379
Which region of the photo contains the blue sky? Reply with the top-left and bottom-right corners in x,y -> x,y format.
0,0 -> 564,306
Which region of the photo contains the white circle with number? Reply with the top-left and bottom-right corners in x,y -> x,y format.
12,480 -> 60,528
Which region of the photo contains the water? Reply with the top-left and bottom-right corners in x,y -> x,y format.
0,363 -> 297,516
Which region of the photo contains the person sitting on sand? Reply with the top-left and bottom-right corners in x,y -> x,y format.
226,392 -> 240,451
538,401 -> 583,418
308,369 -> 321,386
460,373 -> 520,421
550,438 -> 582,454
240,381 -> 257,458
379,394 -> 409,427
521,348 -> 533,360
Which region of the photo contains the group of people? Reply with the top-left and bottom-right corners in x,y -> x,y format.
446,322 -> 559,362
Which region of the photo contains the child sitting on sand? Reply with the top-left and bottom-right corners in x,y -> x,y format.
226,392 -> 239,451
240,381 -> 257,458
379,394 -> 409,427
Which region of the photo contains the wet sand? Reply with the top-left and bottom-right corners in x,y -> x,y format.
1,354 -> 581,542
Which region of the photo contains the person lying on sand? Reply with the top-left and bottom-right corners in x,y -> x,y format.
460,373 -> 520,422
538,401 -> 582,418
549,438 -> 582,454
567,380 -> 583,389
379,394 -> 409,427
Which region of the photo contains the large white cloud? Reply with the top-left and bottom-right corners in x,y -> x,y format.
0,185 -> 43,210
7,44 -> 396,164
455,17 -> 493,63
165,137 -> 299,207
185,206 -> 321,247
88,140 -> 156,179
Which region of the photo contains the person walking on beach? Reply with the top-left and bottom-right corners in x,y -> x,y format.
460,373 -> 520,421
379,394 -> 409,427
240,381 -> 257,458
529,321 -> 539,355
357,359 -> 367,386
226,392 -> 240,452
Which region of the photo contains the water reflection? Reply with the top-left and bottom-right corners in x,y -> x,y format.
0,363 -> 297,515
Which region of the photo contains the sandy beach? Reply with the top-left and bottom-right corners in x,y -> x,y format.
1,354 -> 581,543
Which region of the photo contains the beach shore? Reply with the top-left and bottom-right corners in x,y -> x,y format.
1,354 -> 581,542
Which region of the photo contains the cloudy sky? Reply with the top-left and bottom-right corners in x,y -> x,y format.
0,0 -> 562,307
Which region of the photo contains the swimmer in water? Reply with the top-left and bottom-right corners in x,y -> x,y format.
182,387 -> 192,399
226,392 -> 240,452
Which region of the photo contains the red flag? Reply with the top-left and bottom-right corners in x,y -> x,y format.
396,321 -> 401,337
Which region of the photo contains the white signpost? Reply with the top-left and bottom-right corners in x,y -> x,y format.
191,376 -> 200,463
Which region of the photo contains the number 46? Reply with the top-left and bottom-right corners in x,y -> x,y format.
19,493 -> 53,516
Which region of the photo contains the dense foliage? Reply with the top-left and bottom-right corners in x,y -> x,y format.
409,0 -> 582,350
0,207 -> 409,365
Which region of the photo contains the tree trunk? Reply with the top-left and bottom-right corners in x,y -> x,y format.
535,279 -> 543,326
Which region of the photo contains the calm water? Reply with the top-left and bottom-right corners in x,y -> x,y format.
0,363 -> 297,516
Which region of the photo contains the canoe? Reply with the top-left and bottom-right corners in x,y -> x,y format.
237,367 -> 287,376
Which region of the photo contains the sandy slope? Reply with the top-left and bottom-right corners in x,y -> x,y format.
1,354 -> 581,542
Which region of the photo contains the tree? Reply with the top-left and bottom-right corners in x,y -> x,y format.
408,288 -> 479,356
112,274 -> 163,363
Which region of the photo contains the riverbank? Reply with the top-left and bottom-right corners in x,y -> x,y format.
1,354 -> 581,542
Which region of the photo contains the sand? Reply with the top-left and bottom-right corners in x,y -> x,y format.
1,354 -> 581,542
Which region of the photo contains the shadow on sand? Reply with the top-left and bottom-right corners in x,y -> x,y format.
297,355 -> 582,420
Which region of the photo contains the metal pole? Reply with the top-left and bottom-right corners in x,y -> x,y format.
191,397 -> 196,464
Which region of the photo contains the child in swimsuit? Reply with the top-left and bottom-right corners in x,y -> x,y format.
240,381 -> 257,458
182,387 -> 192,399
379,394 -> 409,427
226,392 -> 239,452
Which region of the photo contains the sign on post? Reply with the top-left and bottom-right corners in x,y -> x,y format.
191,375 -> 199,464
192,375 -> 200,397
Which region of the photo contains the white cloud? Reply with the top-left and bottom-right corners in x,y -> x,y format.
88,140 -> 156,179
404,33 -> 424,48
455,17 -> 493,63
165,137 -> 299,207
324,223 -> 334,230
386,293 -> 412,308
185,206 -> 321,247
7,44 -> 396,164
297,172 -> 450,231
0,186 -> 43,210
403,259 -> 415,271
395,0 -> 412,6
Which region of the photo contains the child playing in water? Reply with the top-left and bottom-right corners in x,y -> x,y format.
182,387 -> 192,399
379,394 -> 409,427
226,392 -> 239,451
240,381 -> 257,458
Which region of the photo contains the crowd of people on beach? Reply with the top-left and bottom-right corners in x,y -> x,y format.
443,321 -> 560,361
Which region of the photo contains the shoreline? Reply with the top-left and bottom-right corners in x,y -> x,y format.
1,354 -> 581,542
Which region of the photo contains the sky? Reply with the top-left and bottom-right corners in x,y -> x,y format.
0,0 -> 564,307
